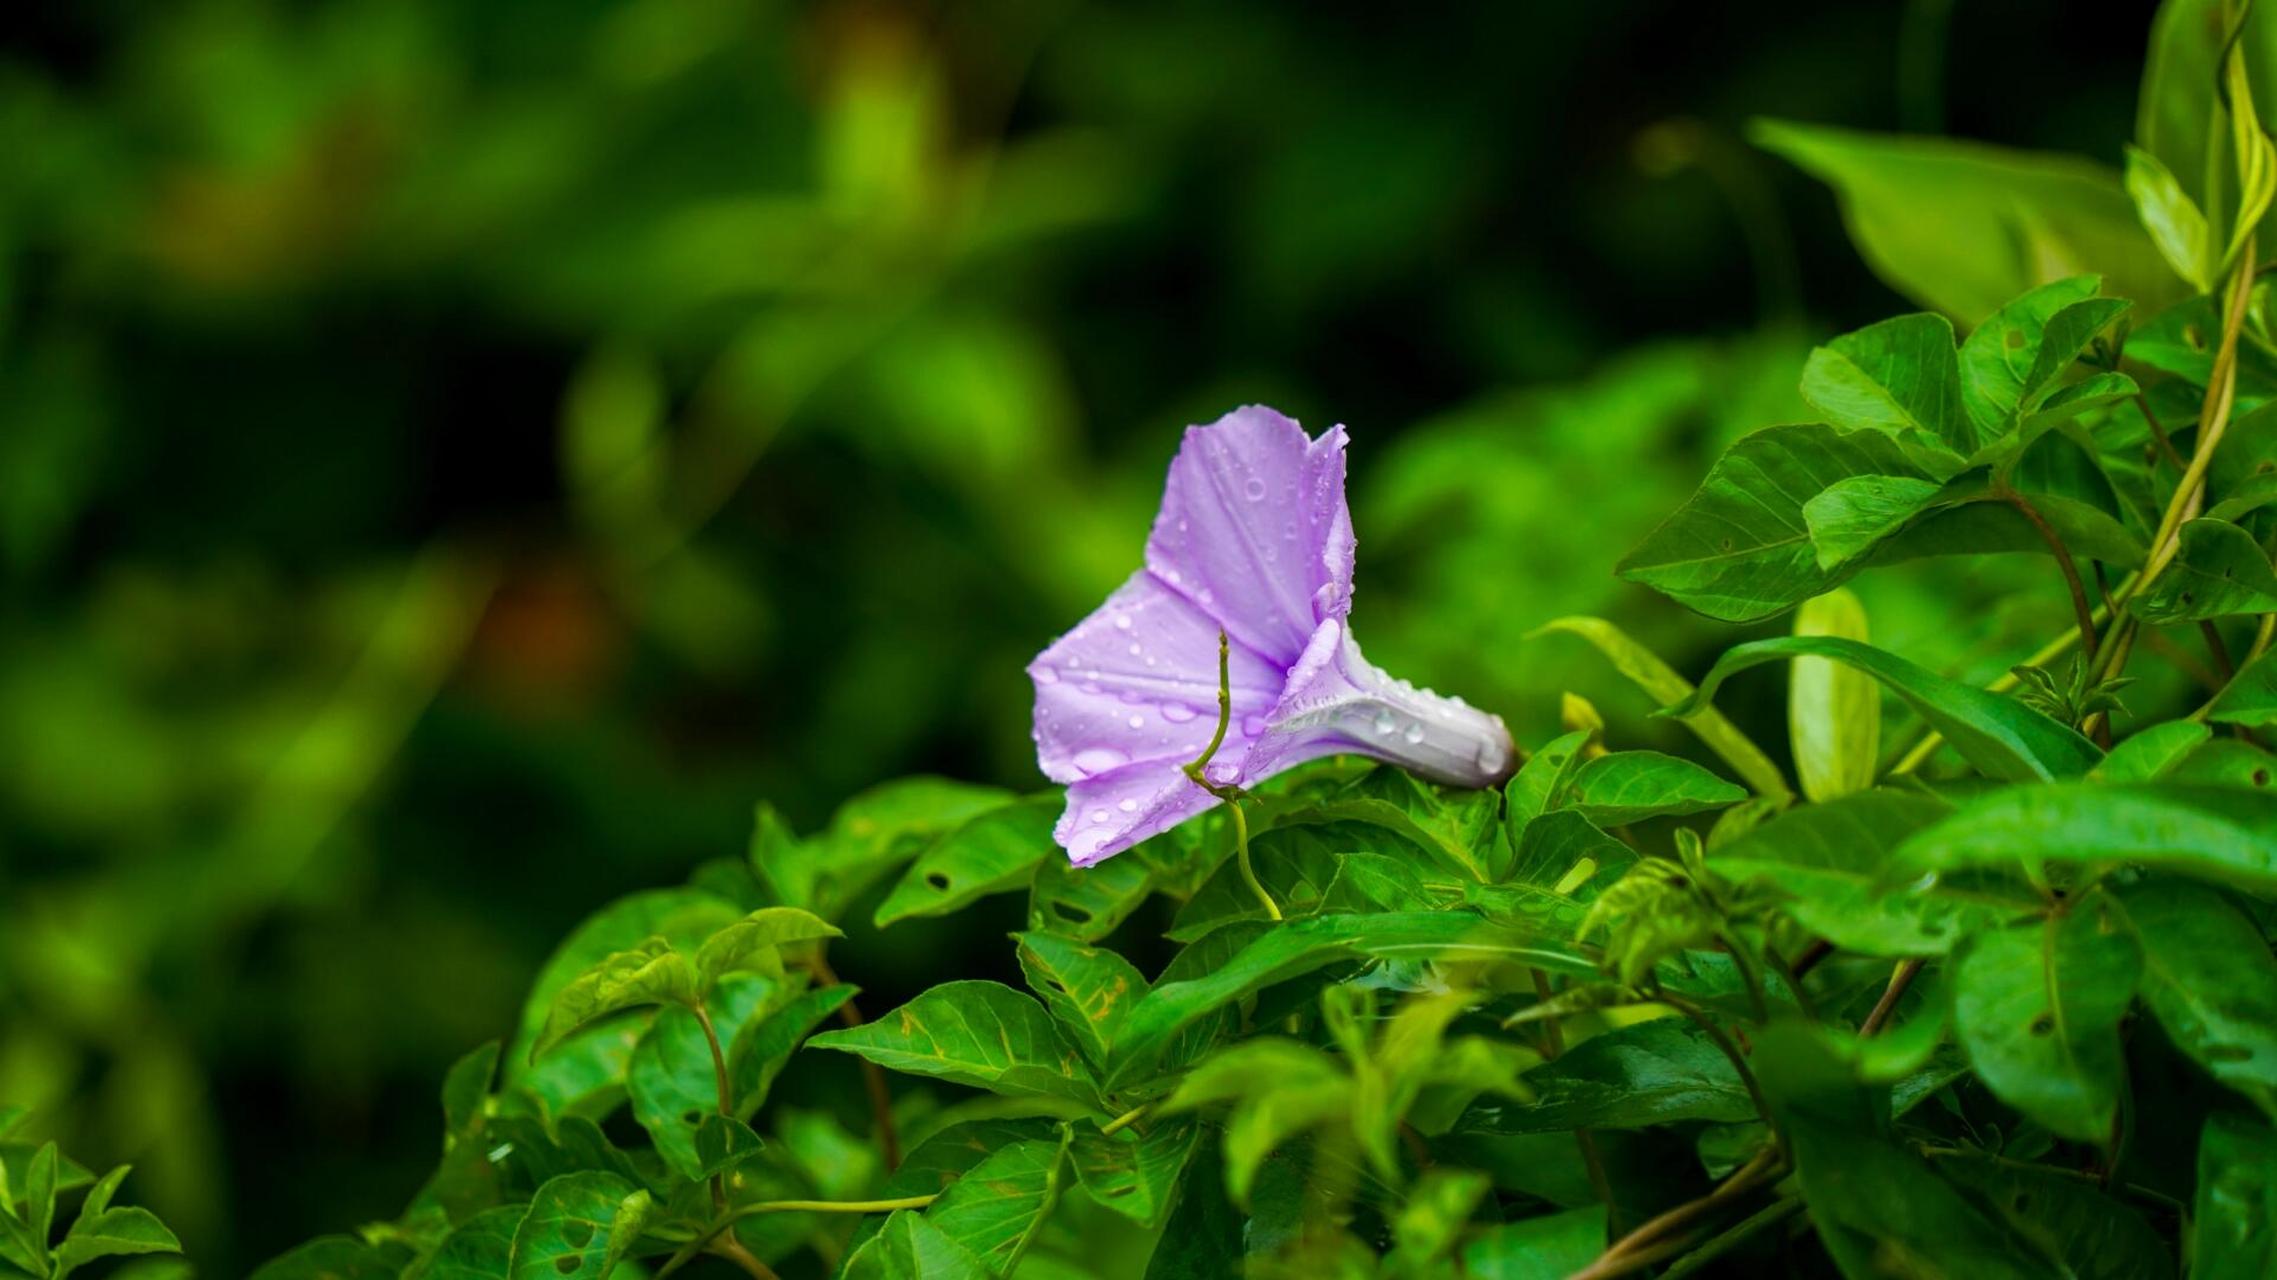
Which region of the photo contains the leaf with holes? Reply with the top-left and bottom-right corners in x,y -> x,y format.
1029,850 -> 1153,941
2133,520 -> 2277,623
1068,1119 -> 1202,1227
506,1172 -> 651,1280
874,798 -> 1059,928
409,1205 -> 526,1280
1951,901 -> 2141,1142
2110,882 -> 2277,1122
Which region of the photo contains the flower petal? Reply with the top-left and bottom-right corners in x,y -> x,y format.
1244,619 -> 1515,789
1146,406 -> 1356,666
1029,570 -> 1281,785
1056,755 -> 1238,867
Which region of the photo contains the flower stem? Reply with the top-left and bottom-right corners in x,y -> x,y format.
1185,630 -> 1279,921
1099,1105 -> 1149,1137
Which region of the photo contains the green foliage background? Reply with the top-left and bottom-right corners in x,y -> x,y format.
0,0 -> 2193,1273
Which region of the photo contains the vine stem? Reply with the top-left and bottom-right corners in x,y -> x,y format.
1099,1105 -> 1149,1137
691,998 -> 735,1214
1999,490 -> 2099,663
1185,630 -> 1279,920
2193,613 -> 2277,722
1567,1149 -> 1784,1280
651,1197 -> 941,1278
1861,958 -> 1925,1037
1659,994 -> 1778,1161
808,953 -> 901,1170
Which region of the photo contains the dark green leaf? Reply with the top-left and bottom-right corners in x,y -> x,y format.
23,1143 -> 55,1261
1667,635 -> 2101,781
506,1171 -> 651,1280
2092,721 -> 2211,781
2132,519 -> 2277,623
1015,931 -> 1148,1069
628,975 -> 771,1180
441,1042 -> 498,1140
249,1238 -> 415,1280
1561,750 -> 1745,824
1617,423 -> 1938,622
1891,783 -> 2277,893
1503,729 -> 1591,835
757,778 -> 1016,920
725,982 -> 857,1114
1028,851 -> 1153,942
1460,1020 -> 1756,1133
1937,1152 -> 2174,1280
841,1209 -> 990,1280
873,798 -> 1058,928
2110,882 -> 2277,1122
1141,1140 -> 1242,1280
692,1115 -> 764,1178
1068,1119 -> 1201,1228
1799,312 -> 1968,452
1752,121 -> 2175,324
2193,1112 -> 2277,1280
921,1134 -> 1067,1271
809,981 -> 1098,1106
693,907 -> 840,985
1163,1039 -> 1351,1204
1460,1205 -> 1607,1280
1713,789 -> 1990,956
407,1205 -> 526,1280
1166,822 -> 1358,940
2212,648 -> 2277,728
1951,902 -> 2140,1142
1803,474 -> 1947,571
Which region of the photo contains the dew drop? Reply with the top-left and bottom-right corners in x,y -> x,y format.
1161,702 -> 1198,723
1206,761 -> 1240,784
1242,714 -> 1267,736
1072,747 -> 1128,776
1033,666 -> 1058,684
1165,568 -> 1183,584
1403,721 -> 1426,746
1128,713 -> 1146,728
1449,693 -> 1468,708
1244,476 -> 1267,501
1118,798 -> 1139,813
1373,710 -> 1397,736
1475,738 -> 1508,774
1144,655 -> 1158,667
1091,808 -> 1111,824
1128,642 -> 1142,657
1199,589 -> 1216,606
1115,614 -> 1133,631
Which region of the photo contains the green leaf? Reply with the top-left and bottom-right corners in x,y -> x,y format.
1028,851 -> 1152,942
842,1209 -> 991,1280
23,1143 -> 55,1260
1754,1023 -> 2052,1280
1461,1020 -> 1756,1133
1713,789 -> 1991,956
1958,278 -> 2108,436
1527,616 -> 1791,798
1791,589 -> 1880,801
1163,1039 -> 1352,1205
1015,932 -> 1148,1069
2132,519 -> 2277,623
1617,423 -> 1939,623
874,798 -> 1058,928
1167,821 -> 1357,940
407,1205 -> 526,1280
1667,635 -> 2101,781
1936,1156 -> 2174,1280
2192,1112 -> 2277,1280
532,937 -> 700,1060
693,907 -> 841,985
1951,901 -> 2141,1142
1301,767 -> 1500,882
1106,913 -> 1571,1089
1504,811 -> 1631,921
726,982 -> 857,1114
1141,1141 -> 1242,1280
249,1238 -> 414,1280
506,1171 -> 651,1280
808,981 -> 1098,1106
692,1114 -> 765,1178
1753,120 -> 2174,324
50,1208 -> 181,1280
1503,730 -> 1591,836
1392,1169 -> 1491,1270
2125,143 -> 2213,292
1890,783 -> 2277,893
1802,474 -> 1950,570
629,976 -> 772,1178
441,1042 -> 499,1139
1560,751 -> 1745,825
2110,882 -> 2277,1122
508,887 -> 741,1090
1067,1119 -> 1201,1228
1799,312 -> 1968,452
757,778 -> 1017,920
2092,721 -> 2211,781
1459,1205 -> 1607,1280
921,1134 -> 1068,1271
2211,647 -> 2277,727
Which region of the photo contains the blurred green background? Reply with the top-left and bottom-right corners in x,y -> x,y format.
0,0 -> 2154,1270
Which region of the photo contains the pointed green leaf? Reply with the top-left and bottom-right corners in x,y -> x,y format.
1799,312 -> 1968,452
1560,751 -> 1745,825
51,1208 -> 181,1278
629,976 -> 771,1179
1460,1020 -> 1757,1133
408,1204 -> 525,1280
1891,783 -> 2277,893
2110,882 -> 2277,1122
532,937 -> 699,1060
1027,850 -> 1152,942
1802,474 -> 1948,570
693,907 -> 841,985
2193,1112 -> 2277,1280
808,981 -> 1098,1106
1668,635 -> 2100,781
1713,789 -> 1991,956
1459,1205 -> 1607,1280
726,982 -> 857,1114
842,1209 -> 990,1280
23,1144 -> 55,1260
2091,721 -> 2210,781
249,1237 -> 414,1280
1503,729 -> 1591,835
441,1041 -> 498,1140
1951,901 -> 2140,1142
2132,519 -> 2277,623
1617,423 -> 1940,623
508,887 -> 741,1086
506,1172 -> 651,1280
922,1134 -> 1067,1270
874,798 -> 1057,928
1068,1119 -> 1201,1228
2124,144 -> 2213,292
1958,277 -> 2109,437
1164,1039 -> 1351,1206
1015,931 -> 1149,1068
692,1115 -> 765,1178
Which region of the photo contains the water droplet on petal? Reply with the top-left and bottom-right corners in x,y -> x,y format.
1091,809 -> 1111,824
1241,714 -> 1267,736
1072,747 -> 1128,776
1118,798 -> 1138,813
1199,589 -> 1216,606
1144,655 -> 1157,667
1161,702 -> 1198,723
1033,666 -> 1058,684
1244,476 -> 1267,501
1475,738 -> 1508,774
1403,722 -> 1426,746
1206,761 -> 1240,785
1115,614 -> 1133,631
1373,710 -> 1397,736
1128,643 -> 1142,657
1449,693 -> 1468,708
1128,713 -> 1146,728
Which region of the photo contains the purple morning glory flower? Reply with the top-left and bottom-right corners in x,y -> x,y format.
1030,406 -> 1516,865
